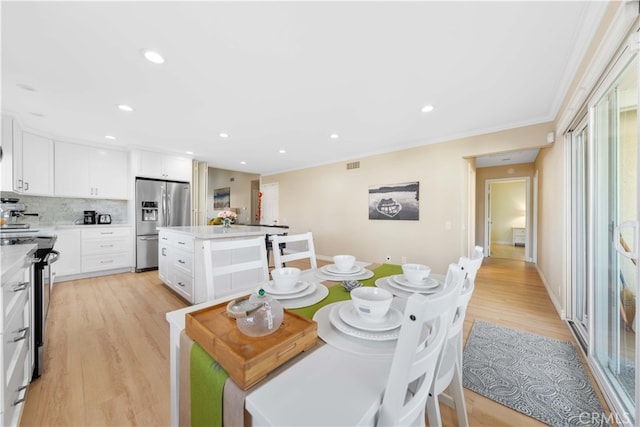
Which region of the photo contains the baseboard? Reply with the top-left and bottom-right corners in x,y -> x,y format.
535,264 -> 565,319
55,267 -> 134,283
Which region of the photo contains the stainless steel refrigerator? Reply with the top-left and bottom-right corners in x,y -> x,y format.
135,177 -> 191,271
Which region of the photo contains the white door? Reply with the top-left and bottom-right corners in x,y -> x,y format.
260,183 -> 279,225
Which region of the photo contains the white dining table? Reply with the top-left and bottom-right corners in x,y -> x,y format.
166,265 -> 446,426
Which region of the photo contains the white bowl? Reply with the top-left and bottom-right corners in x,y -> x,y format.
402,263 -> 431,284
333,254 -> 356,272
271,267 -> 301,291
350,287 -> 393,321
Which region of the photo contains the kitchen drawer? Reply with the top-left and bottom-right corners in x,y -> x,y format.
82,252 -> 131,273
160,233 -> 194,250
3,296 -> 29,380
81,227 -> 131,239
3,341 -> 29,426
170,268 -> 193,302
172,251 -> 193,274
81,237 -> 130,255
1,266 -> 30,332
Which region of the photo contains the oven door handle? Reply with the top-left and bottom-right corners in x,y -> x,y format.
44,250 -> 60,264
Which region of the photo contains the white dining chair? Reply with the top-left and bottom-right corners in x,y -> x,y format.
245,263 -> 464,427
270,231 -> 318,271
202,236 -> 269,301
426,252 -> 483,427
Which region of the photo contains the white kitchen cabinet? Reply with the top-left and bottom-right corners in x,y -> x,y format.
1,244 -> 36,427
159,231 -> 195,302
54,141 -> 128,199
81,227 -> 133,273
0,116 -> 22,193
51,229 -> 81,278
132,150 -> 192,182
21,133 -> 54,196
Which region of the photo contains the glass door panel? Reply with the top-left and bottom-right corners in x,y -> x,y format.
593,54 -> 637,419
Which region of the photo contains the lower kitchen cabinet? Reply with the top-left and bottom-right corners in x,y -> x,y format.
159,232 -> 195,302
81,227 -> 132,273
1,244 -> 36,427
51,229 -> 81,277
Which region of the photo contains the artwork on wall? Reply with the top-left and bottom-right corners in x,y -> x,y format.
213,187 -> 231,210
368,181 -> 419,220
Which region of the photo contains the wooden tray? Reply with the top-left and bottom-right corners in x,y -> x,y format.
185,301 -> 317,390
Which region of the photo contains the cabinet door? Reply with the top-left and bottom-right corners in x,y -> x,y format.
137,151 -> 165,179
1,116 -> 15,192
22,132 -> 54,195
54,141 -> 92,197
91,148 -> 128,199
164,156 -> 192,182
51,229 -> 82,277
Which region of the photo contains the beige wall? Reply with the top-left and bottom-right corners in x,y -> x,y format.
208,168 -> 259,224
475,163 -> 536,250
262,123 -> 552,274
489,181 -> 527,244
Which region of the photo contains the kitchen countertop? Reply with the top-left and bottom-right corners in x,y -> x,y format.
54,224 -> 133,229
158,225 -> 286,239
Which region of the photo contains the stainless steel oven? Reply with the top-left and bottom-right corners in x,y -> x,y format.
32,241 -> 58,379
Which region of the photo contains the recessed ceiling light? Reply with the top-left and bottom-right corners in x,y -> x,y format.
118,104 -> 134,112
30,112 -> 45,118
105,135 -> 116,140
330,134 -> 339,139
240,161 -> 246,165
141,49 -> 165,64
186,151 -> 194,155
17,83 -> 36,92
279,149 -> 286,154
219,133 -> 229,138
421,105 -> 434,113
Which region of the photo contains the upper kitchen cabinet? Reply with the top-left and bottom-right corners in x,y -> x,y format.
54,141 -> 128,199
0,115 -> 24,193
132,150 -> 192,182
21,132 -> 54,196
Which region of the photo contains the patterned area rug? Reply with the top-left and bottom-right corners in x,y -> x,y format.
463,320 -> 608,426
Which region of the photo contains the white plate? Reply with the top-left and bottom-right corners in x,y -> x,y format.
263,280 -> 309,295
280,283 -> 329,309
324,264 -> 363,275
328,302 -> 400,341
263,281 -> 317,300
315,268 -> 375,282
385,277 -> 442,295
338,302 -> 402,332
392,274 -> 439,289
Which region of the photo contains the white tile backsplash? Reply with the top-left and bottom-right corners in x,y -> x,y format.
0,193 -> 129,227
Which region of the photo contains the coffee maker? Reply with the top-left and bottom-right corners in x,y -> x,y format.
84,210 -> 96,224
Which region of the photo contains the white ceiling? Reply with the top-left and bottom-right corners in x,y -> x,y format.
475,148 -> 540,168
1,1 -> 608,175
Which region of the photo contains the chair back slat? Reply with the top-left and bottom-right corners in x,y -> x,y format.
271,231 -> 318,270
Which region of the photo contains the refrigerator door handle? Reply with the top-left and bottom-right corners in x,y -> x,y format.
166,191 -> 172,226
161,185 -> 167,227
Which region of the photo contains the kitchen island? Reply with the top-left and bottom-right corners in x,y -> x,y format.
157,225 -> 286,304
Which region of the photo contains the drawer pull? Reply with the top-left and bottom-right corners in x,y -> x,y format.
12,282 -> 29,292
13,327 -> 29,342
100,260 -> 114,264
177,282 -> 186,287
178,259 -> 186,264
101,244 -> 114,248
101,232 -> 114,235
178,241 -> 186,245
13,384 -> 28,406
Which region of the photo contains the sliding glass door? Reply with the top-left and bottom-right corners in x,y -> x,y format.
592,53 -> 638,422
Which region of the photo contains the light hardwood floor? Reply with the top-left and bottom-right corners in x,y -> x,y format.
20,257 -> 610,426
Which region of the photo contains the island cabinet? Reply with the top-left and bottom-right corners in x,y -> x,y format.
1,244 -> 37,427
158,226 -> 286,304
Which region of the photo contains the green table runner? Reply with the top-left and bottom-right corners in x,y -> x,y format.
189,263 -> 401,427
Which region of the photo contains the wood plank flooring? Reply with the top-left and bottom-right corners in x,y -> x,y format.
20,257 -> 609,426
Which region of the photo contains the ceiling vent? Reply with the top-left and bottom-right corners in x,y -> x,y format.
346,161 -> 360,170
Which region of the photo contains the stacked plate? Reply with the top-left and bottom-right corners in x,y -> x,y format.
262,280 -> 318,300
376,274 -> 442,296
327,300 -> 403,341
317,263 -> 374,281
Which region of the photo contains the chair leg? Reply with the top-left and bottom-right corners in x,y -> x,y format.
426,392 -> 442,427
450,363 -> 469,427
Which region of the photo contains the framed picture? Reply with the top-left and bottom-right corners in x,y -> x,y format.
368,181 -> 419,220
213,187 -> 231,210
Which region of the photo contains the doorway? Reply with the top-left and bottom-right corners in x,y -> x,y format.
484,177 -> 531,261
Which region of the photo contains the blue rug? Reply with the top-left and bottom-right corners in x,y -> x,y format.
463,320 -> 608,426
